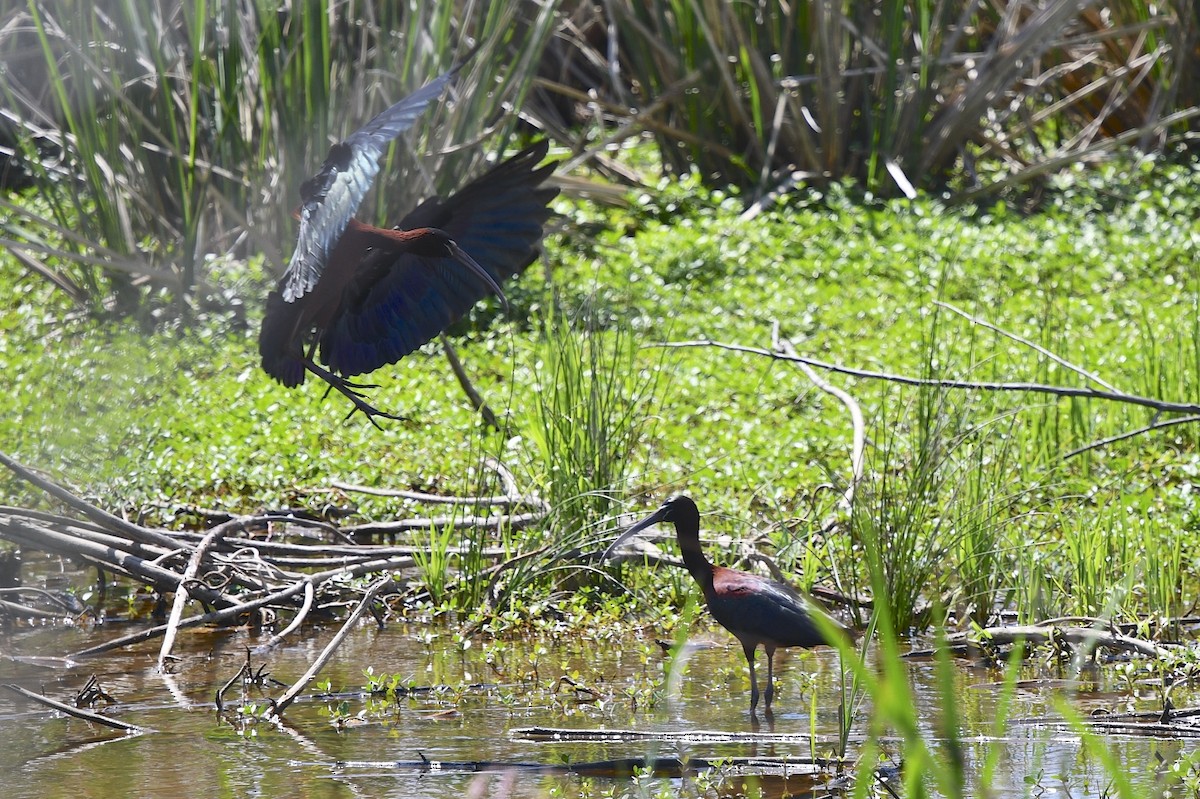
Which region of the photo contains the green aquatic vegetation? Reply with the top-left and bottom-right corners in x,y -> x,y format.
4,158 -> 1200,637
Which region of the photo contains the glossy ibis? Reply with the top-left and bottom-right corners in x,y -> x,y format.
260,66 -> 558,423
604,495 -> 851,715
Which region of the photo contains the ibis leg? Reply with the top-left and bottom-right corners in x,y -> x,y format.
302,357 -> 407,428
742,641 -> 760,714
764,645 -> 777,710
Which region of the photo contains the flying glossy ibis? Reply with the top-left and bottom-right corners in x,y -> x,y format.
259,65 -> 558,423
604,495 -> 852,715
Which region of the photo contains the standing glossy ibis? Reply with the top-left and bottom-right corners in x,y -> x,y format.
604,495 -> 851,715
259,65 -> 557,423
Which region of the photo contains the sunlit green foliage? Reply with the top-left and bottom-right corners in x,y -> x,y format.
4,158 -> 1200,632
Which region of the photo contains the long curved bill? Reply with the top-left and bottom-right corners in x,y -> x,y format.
447,241 -> 508,310
602,504 -> 671,561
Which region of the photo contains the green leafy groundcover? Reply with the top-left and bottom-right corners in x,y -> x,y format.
2,157 -> 1199,622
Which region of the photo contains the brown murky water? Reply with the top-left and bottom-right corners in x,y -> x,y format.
2,603 -> 1197,798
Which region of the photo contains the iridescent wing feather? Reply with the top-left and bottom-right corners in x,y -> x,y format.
318,141 -> 557,377
280,68 -> 459,302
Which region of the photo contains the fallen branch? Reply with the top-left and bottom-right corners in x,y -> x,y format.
905,622 -> 1174,659
331,481 -> 519,506
0,517 -> 244,608
271,575 -> 400,717
1,451 -> 548,667
330,458 -> 548,515
653,339 -> 1200,417
69,579 -> 311,659
485,457 -> 549,513
343,511 -> 543,536
158,518 -> 244,670
0,452 -> 182,550
1,683 -> 149,733
974,624 -> 1173,659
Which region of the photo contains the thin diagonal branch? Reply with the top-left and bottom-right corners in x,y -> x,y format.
1,683 -> 149,733
270,575 -> 399,717
650,340 -> 1200,416
1063,414 -> 1200,460
934,300 -> 1119,392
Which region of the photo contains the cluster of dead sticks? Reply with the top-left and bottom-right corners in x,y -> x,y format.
0,450 -> 548,723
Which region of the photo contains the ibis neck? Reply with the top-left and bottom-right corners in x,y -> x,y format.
679,541 -> 714,588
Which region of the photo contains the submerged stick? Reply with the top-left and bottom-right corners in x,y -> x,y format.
1,683 -> 149,733
338,753 -> 832,778
0,599 -> 64,619
70,579 -> 310,659
511,726 -> 817,744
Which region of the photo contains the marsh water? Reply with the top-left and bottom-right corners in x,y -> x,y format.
2,601 -> 1198,798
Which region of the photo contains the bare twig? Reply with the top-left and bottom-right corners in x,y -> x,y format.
934,301 -> 1119,392
772,326 -> 864,510
254,579 -> 315,652
1063,414 -> 1200,459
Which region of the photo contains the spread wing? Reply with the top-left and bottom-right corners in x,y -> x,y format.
317,141 -> 557,377
279,68 -> 459,303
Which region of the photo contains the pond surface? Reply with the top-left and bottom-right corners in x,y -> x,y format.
2,611 -> 1198,798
